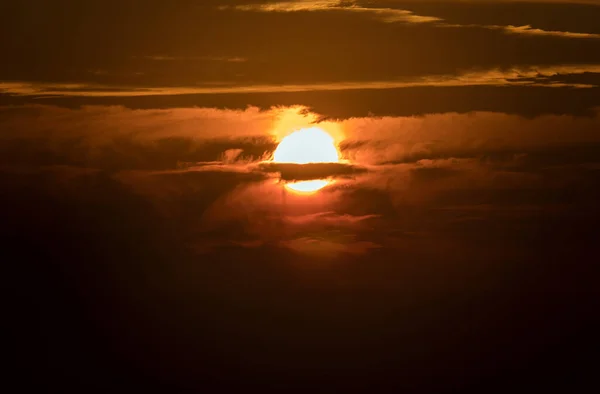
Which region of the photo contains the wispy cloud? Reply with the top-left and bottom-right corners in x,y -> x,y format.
220,0 -> 339,12
221,1 -> 600,37
441,23 -> 600,39
220,0 -> 440,24
2,64 -> 599,98
281,236 -> 381,257
139,55 -> 247,62
503,24 -> 600,39
283,211 -> 380,227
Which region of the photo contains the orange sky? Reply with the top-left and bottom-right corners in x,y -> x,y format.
3,1 -> 599,392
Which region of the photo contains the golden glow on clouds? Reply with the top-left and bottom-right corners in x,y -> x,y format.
271,107 -> 345,146
503,25 -> 600,39
220,1 -> 440,24
223,1 -> 599,41
441,23 -> 600,39
221,1 -> 599,34
3,64 -> 599,98
273,127 -> 340,193
285,180 -> 331,193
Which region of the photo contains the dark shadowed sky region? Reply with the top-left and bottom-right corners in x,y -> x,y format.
2,1 -> 599,393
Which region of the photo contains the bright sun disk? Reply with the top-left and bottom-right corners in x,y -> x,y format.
273,127 -> 340,193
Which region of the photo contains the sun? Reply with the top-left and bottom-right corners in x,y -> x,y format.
273,127 -> 340,193
273,127 -> 339,164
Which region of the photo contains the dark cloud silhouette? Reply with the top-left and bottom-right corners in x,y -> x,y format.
508,71 -> 600,87
0,134 -> 276,171
259,162 -> 367,181
3,132 -> 598,391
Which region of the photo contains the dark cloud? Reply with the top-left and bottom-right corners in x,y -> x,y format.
0,105 -> 279,171
259,162 -> 367,181
509,71 -> 600,86
0,134 -> 276,171
4,133 -> 599,393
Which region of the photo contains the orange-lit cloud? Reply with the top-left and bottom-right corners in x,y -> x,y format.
3,102 -> 600,266
3,64 -> 599,100
503,24 -> 600,38
220,1 -> 441,23
223,0 -> 600,39
441,23 -> 600,39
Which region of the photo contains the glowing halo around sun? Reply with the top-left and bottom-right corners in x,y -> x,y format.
284,179 -> 331,193
272,127 -> 340,193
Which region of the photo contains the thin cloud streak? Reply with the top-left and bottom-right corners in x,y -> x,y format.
504,24 -> 600,39
220,0 -> 441,23
138,55 -> 248,62
2,64 -> 599,98
224,1 -> 600,37
441,23 -> 600,39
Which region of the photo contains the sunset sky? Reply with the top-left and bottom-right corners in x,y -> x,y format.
3,1 -> 599,392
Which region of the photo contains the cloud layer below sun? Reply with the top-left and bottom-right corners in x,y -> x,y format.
2,104 -> 600,257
